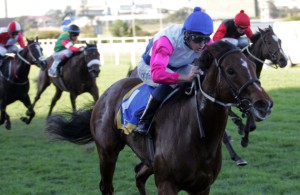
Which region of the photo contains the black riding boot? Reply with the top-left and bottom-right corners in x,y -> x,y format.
134,95 -> 161,135
0,55 -> 4,67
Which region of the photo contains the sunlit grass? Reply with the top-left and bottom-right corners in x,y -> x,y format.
0,65 -> 299,194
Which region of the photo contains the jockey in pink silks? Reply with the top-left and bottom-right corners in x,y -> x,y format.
134,7 -> 214,135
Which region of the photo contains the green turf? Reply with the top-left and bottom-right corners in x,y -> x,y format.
0,64 -> 299,194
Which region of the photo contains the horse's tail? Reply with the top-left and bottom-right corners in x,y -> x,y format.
45,109 -> 93,145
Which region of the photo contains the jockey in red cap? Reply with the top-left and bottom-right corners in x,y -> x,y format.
0,21 -> 25,66
213,10 -> 253,48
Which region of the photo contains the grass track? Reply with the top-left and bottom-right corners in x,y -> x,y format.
0,65 -> 299,194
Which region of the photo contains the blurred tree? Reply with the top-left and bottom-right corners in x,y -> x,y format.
111,20 -> 130,37
17,16 -> 38,32
46,9 -> 64,26
63,6 -> 76,19
110,19 -> 151,37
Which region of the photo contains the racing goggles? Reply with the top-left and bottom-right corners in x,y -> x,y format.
11,31 -> 19,36
189,34 -> 210,43
70,32 -> 79,36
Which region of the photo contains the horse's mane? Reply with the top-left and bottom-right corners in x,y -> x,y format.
195,40 -> 237,72
73,44 -> 98,57
250,27 -> 271,43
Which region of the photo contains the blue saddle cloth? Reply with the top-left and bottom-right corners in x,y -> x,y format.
117,83 -> 154,134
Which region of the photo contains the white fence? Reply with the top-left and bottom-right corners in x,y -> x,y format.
39,21 -> 300,67
39,36 -> 152,66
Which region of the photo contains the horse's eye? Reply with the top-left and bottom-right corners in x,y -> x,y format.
227,68 -> 235,75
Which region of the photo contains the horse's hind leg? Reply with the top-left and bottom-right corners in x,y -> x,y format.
95,131 -> 125,194
135,162 -> 153,195
223,131 -> 247,166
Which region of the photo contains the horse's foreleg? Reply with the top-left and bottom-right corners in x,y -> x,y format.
90,86 -> 99,103
228,109 -> 245,135
48,88 -> 62,117
32,74 -> 51,108
0,109 -> 11,130
19,95 -> 35,124
135,162 -> 153,195
223,131 -> 247,166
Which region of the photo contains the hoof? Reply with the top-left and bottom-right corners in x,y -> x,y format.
20,117 -> 30,124
236,159 -> 248,166
5,123 -> 11,130
241,139 -> 248,148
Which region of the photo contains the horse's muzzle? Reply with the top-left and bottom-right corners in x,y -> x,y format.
252,100 -> 273,121
89,69 -> 100,78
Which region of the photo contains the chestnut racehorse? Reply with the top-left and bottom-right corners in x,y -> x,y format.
46,41 -> 273,194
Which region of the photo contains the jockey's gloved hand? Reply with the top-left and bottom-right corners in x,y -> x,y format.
79,47 -> 86,52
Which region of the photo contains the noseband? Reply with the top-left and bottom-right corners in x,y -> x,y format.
83,46 -> 101,70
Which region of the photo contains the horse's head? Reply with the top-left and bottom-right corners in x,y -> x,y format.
251,26 -> 288,68
197,41 -> 273,121
82,42 -> 101,78
25,37 -> 47,70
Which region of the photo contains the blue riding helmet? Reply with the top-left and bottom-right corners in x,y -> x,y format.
183,7 -> 213,35
67,24 -> 80,36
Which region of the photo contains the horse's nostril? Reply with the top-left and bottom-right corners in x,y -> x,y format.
253,100 -> 269,111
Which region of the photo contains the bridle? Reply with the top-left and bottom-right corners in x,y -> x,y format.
17,42 -> 45,66
83,46 -> 101,69
196,48 -> 260,114
242,29 -> 283,69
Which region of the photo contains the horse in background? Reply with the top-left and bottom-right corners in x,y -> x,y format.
32,43 -> 101,117
45,41 -> 273,194
0,38 -> 47,129
222,25 -> 288,164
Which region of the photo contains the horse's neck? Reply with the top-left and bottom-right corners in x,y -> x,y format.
249,42 -> 264,77
14,51 -> 31,79
68,54 -> 84,68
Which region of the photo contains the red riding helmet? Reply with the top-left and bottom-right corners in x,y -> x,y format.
7,21 -> 21,33
234,10 -> 250,28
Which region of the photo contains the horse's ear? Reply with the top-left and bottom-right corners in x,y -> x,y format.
258,27 -> 264,33
268,25 -> 274,33
35,36 -> 39,42
195,49 -> 212,73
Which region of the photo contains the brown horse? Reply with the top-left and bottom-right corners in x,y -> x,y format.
32,43 -> 101,117
46,41 -> 273,194
223,25 -> 288,165
0,38 -> 47,129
